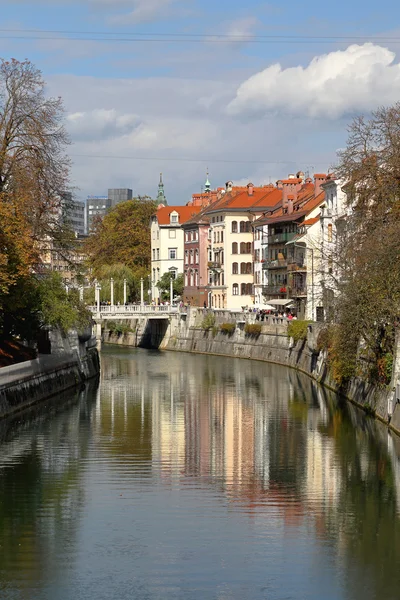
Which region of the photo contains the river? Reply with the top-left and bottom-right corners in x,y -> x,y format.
1,347 -> 400,600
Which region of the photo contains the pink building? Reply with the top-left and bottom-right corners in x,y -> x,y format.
182,211 -> 211,307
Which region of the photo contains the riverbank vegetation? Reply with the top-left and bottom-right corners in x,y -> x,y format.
0,58 -> 90,348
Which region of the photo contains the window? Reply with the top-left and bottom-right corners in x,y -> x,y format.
232,221 -> 238,233
189,250 -> 193,264
221,231 -> 224,243
157,249 -> 160,260
213,231 -> 216,243
169,248 -> 177,260
185,250 -> 189,265
170,213 -> 178,223
185,271 -> 188,286
152,249 -> 155,260
185,232 -> 189,242
232,283 -> 239,296
240,242 -> 246,254
240,221 -> 246,233
212,217 -> 215,223
328,224 -> 333,242
232,262 -> 238,274
195,250 -> 199,263
217,232 -> 220,243
246,242 -> 252,254
246,263 -> 252,274
241,283 -> 246,295
169,229 -> 176,239
232,242 -> 238,254
240,262 -> 246,274
153,268 -> 156,282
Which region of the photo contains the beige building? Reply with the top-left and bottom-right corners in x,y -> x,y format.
207,184 -> 282,310
150,205 -> 201,302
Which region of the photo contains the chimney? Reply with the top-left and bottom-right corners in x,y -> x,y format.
276,179 -> 283,190
287,195 -> 294,215
226,181 -> 233,192
296,171 -> 305,182
288,173 -> 295,179
247,182 -> 254,196
305,177 -> 312,184
314,173 -> 327,197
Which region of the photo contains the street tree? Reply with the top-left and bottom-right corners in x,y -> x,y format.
156,272 -> 184,302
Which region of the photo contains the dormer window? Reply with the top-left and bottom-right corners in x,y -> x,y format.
170,211 -> 179,224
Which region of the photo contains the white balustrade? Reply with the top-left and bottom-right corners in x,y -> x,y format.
88,304 -> 179,316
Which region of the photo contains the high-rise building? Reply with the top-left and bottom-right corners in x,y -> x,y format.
61,193 -> 85,236
86,195 -> 111,233
108,188 -> 133,207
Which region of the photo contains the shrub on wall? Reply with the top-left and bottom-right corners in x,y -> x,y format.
244,323 -> 262,337
201,312 -> 216,331
220,323 -> 236,335
287,320 -> 311,344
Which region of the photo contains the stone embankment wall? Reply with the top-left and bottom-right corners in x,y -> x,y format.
101,308 -> 400,437
0,330 -> 100,420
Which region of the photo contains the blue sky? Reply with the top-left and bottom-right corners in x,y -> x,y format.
1,0 -> 400,203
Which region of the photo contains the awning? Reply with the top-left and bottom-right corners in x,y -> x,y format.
265,299 -> 294,306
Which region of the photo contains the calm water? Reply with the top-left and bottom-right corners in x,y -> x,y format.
1,348 -> 400,600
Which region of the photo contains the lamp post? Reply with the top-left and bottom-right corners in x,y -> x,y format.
170,276 -> 174,306
123,278 -> 127,305
79,286 -> 83,302
110,277 -> 114,307
96,284 -> 101,313
148,274 -> 152,303
140,277 -> 144,306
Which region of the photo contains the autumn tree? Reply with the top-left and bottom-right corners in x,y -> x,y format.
0,58 -> 81,337
84,198 -> 157,300
326,103 -> 400,385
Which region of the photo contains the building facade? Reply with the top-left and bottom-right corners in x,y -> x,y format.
86,195 -> 111,233
108,188 -> 133,207
150,206 -> 202,302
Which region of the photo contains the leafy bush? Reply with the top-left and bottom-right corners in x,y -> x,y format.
287,320 -> 311,344
107,321 -> 132,335
316,327 -> 331,352
201,312 -> 216,331
376,352 -> 393,386
244,323 -> 262,337
107,321 -> 117,332
220,323 -> 236,335
212,325 -> 219,337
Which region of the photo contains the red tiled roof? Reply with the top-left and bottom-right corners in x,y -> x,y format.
314,173 -> 327,178
280,178 -> 302,184
303,216 -> 320,226
155,205 -> 202,225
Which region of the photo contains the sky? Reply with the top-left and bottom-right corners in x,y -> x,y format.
1,0 -> 400,204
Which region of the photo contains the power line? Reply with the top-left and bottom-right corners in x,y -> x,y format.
70,153 -> 331,166
1,28 -> 400,42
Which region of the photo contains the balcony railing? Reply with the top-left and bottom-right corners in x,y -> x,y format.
268,232 -> 297,244
289,286 -> 307,297
262,259 -> 287,270
262,285 -> 287,295
208,261 -> 223,270
287,261 -> 307,272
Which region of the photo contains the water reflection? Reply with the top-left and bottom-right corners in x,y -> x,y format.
1,348 -> 400,599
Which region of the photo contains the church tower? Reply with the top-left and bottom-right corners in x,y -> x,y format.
157,173 -> 167,205
204,169 -> 211,193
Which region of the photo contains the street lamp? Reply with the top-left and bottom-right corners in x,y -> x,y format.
110,277 -> 114,307
123,278 -> 127,305
148,274 -> 152,303
140,277 -> 144,306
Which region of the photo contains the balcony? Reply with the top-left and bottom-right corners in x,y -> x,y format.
287,262 -> 307,272
268,232 -> 297,244
289,286 -> 307,297
262,285 -> 287,295
262,259 -> 287,270
208,261 -> 223,271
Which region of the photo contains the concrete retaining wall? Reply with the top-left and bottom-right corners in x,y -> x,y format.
0,331 -> 100,420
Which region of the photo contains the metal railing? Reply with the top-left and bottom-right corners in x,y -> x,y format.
287,262 -> 307,272
262,285 -> 287,295
262,259 -> 287,269
88,304 -> 179,315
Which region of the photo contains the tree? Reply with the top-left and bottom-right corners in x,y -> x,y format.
326,103 -> 400,385
0,58 -> 72,335
84,198 -> 157,299
156,272 -> 184,301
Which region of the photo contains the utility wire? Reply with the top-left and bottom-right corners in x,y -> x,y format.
1,28 -> 400,42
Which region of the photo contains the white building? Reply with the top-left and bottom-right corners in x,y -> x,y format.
150,205 -> 201,302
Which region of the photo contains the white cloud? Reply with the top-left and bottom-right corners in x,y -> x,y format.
66,109 -> 141,141
227,43 -> 400,119
108,0 -> 178,24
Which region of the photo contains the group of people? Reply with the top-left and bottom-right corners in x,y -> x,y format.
255,309 -> 297,321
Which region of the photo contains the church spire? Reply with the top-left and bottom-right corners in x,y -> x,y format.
157,172 -> 167,205
204,168 -> 211,193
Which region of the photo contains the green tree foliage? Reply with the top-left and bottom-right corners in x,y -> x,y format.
1,272 -> 91,338
156,272 -> 184,301
327,103 -> 400,385
84,198 -> 157,295
287,320 -> 311,344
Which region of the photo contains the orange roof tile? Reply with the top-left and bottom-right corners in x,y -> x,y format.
303,216 -> 320,226
155,205 -> 202,225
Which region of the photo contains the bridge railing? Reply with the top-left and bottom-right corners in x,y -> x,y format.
88,304 -> 179,315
